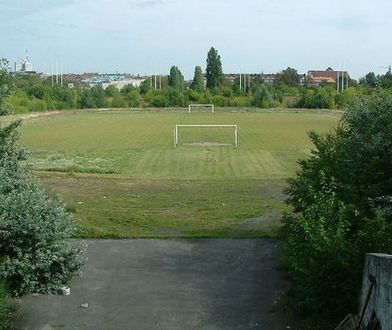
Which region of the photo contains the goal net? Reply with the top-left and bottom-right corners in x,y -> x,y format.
188,104 -> 214,113
174,125 -> 238,147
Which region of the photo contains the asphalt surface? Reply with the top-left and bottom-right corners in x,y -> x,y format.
15,239 -> 292,330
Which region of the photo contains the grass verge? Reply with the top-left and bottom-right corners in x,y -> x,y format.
37,173 -> 289,238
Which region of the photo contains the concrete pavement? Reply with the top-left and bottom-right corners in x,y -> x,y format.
15,239 -> 291,330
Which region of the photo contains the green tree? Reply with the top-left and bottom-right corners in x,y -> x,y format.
79,89 -> 96,108
139,77 -> 153,94
380,67 -> 392,88
168,66 -> 185,91
105,85 -> 118,97
275,67 -> 301,88
281,91 -> 392,325
0,59 -> 14,114
126,89 -> 141,107
190,66 -> 204,92
206,47 -> 223,89
251,85 -> 272,108
297,87 -> 335,109
0,121 -> 84,297
359,72 -> 379,88
111,93 -> 127,108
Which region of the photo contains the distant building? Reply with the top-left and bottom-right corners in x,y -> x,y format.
260,73 -> 277,85
223,73 -> 277,85
101,78 -> 145,90
306,67 -> 349,87
14,50 -> 36,74
84,74 -> 146,89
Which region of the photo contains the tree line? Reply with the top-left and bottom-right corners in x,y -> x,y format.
2,48 -> 392,115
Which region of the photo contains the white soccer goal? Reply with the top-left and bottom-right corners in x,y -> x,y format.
174,124 -> 238,147
188,104 -> 214,113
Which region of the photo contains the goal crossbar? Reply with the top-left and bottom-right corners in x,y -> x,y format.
188,104 -> 214,113
174,124 -> 238,147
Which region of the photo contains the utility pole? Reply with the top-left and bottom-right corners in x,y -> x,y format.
346,72 -> 349,89
337,70 -> 340,92
154,64 -> 157,90
60,61 -> 63,87
51,59 -> 54,87
244,65 -> 247,93
341,69 -> 344,91
239,66 -> 242,92
56,59 -> 59,85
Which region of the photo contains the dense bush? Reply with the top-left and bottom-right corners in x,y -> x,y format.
126,89 -> 141,107
297,87 -> 335,109
251,85 -> 273,108
0,121 -> 84,297
281,92 -> 392,324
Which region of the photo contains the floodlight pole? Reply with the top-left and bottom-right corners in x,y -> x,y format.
346,73 -> 349,89
341,69 -> 344,91
337,70 -> 340,92
239,66 -> 242,92
51,59 -> 54,87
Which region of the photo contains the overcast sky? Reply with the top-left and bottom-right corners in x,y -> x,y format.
0,0 -> 391,78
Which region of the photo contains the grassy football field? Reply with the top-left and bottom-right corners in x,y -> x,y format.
16,109 -> 339,238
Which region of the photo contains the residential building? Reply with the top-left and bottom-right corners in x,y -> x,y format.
306,67 -> 349,87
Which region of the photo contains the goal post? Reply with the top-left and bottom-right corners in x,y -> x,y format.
174,124 -> 238,147
188,104 -> 214,113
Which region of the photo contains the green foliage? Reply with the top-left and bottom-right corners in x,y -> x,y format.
0,59 -> 14,112
281,91 -> 392,323
105,85 -> 118,97
80,89 -> 97,108
275,67 -> 301,88
380,68 -> 392,88
126,89 -> 141,107
187,89 -> 203,102
359,72 -> 379,88
145,88 -> 186,107
0,121 -> 84,297
251,85 -> 272,108
211,95 -> 227,107
111,93 -> 127,108
90,86 -> 107,108
164,88 -> 186,106
206,47 -> 223,89
297,87 -> 335,109
4,56 -> 392,114
146,90 -> 168,107
334,87 -> 362,109
168,66 -> 185,91
190,66 -> 204,92
139,78 -> 153,94
228,96 -> 249,107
